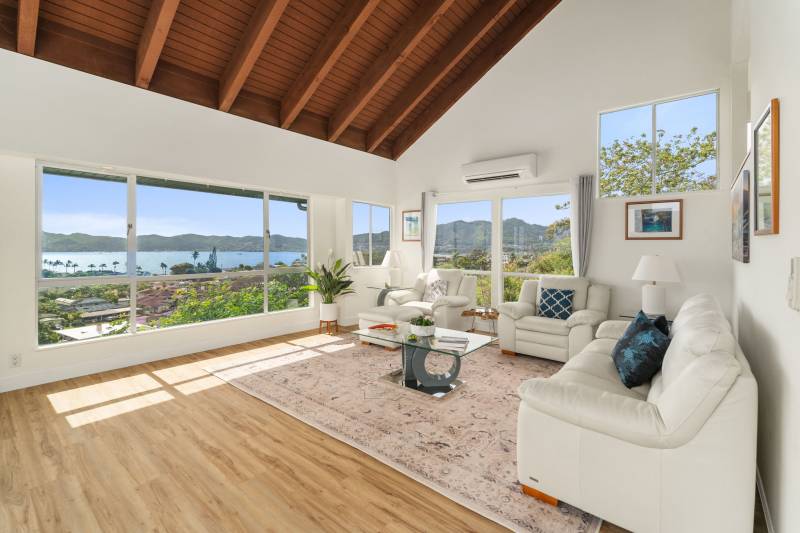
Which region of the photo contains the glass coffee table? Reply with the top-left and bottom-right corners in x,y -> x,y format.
354,325 -> 496,398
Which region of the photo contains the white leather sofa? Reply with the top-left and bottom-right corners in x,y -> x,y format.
516,294 -> 758,533
498,276 -> 610,362
385,269 -> 476,331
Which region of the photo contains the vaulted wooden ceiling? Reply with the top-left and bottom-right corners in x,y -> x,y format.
0,0 -> 560,159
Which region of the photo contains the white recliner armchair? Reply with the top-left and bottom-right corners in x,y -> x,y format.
385,269 -> 476,331
498,276 -> 610,362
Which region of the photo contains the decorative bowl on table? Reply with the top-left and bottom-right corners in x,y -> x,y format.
409,316 -> 435,337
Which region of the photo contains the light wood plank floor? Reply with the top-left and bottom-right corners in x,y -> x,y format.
0,327 -> 766,532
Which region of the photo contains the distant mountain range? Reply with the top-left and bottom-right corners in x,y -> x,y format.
42,217 -> 566,255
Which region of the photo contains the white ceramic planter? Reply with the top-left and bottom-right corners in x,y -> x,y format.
410,324 -> 436,337
320,303 -> 339,322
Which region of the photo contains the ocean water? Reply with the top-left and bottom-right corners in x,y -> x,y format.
42,251 -> 305,275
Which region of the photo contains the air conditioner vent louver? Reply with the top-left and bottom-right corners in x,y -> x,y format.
461,154 -> 537,189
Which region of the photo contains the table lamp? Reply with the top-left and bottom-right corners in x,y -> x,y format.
382,250 -> 402,287
632,255 -> 680,315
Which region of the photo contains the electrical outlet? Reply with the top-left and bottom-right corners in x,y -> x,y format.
9,353 -> 21,368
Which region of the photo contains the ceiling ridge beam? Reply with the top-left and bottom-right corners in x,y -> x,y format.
280,0 -> 380,129
326,0 -> 455,143
392,0 -> 562,159
219,0 -> 289,112
17,0 -> 40,56
135,0 -> 181,89
366,0 -> 517,153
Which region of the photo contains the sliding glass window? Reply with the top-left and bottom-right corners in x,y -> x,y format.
352,202 -> 391,266
37,165 -> 310,346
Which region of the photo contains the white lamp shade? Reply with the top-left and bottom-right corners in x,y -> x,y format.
632,255 -> 681,283
381,250 -> 402,268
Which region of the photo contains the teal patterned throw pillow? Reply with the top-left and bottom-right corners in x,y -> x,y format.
612,311 -> 671,388
538,288 -> 575,320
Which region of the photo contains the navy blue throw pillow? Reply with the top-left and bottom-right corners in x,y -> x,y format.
651,314 -> 670,337
612,311 -> 670,388
538,288 -> 575,320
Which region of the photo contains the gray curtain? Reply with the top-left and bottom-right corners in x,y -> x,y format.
576,175 -> 594,277
420,191 -> 428,272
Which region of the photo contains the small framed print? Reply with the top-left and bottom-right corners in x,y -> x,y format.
625,199 -> 683,240
402,210 -> 422,241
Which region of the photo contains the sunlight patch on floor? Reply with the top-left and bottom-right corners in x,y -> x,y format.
317,342 -> 355,353
47,374 -> 162,414
174,375 -> 225,395
65,390 -> 174,428
212,349 -> 322,381
288,334 -> 344,348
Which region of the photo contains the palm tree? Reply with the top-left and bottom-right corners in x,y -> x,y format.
192,250 -> 200,266
52,259 -> 63,273
72,262 -> 79,274
88,263 -> 96,274
112,260 -> 119,273
99,263 -> 107,274
160,262 -> 168,275
136,265 -> 143,275
65,260 -> 73,273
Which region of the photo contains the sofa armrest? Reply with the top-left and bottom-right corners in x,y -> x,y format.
566,309 -> 607,328
595,320 -> 631,340
518,378 -> 675,448
431,295 -> 470,310
498,302 -> 535,320
386,289 -> 421,305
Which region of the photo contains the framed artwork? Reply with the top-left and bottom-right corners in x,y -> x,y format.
625,199 -> 683,240
731,156 -> 751,263
754,98 -> 780,235
402,210 -> 422,241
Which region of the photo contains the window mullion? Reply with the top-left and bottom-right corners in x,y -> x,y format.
263,194 -> 270,313
127,175 -> 137,332
651,103 -> 657,195
368,205 -> 373,266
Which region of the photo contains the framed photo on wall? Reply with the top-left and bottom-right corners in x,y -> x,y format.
625,199 -> 683,240
753,98 -> 780,235
731,156 -> 751,263
402,210 -> 422,241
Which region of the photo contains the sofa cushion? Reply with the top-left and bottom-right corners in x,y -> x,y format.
554,351 -> 649,400
428,269 -> 464,297
539,275 -> 590,310
538,288 -> 575,320
422,279 -> 448,302
661,321 -> 737,389
612,311 -> 671,388
358,305 -> 423,323
402,301 -> 433,315
516,315 -> 570,336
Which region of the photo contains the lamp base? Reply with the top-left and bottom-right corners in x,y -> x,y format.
641,284 -> 666,316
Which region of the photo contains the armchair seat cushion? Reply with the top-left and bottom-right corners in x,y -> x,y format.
517,329 -> 569,349
401,301 -> 433,315
516,315 -> 570,336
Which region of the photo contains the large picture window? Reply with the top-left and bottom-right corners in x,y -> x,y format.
599,91 -> 718,198
38,165 -> 310,345
352,202 -> 390,266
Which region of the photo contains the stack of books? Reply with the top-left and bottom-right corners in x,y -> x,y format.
432,335 -> 469,352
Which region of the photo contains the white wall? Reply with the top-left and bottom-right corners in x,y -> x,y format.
731,1 -> 800,531
395,0 -> 734,318
0,49 -> 397,392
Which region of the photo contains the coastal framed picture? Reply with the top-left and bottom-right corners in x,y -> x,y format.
402,210 -> 422,241
625,199 -> 683,240
753,98 -> 780,235
731,157 -> 751,263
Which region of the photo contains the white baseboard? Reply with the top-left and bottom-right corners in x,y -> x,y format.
0,318 -> 321,393
756,467 -> 776,533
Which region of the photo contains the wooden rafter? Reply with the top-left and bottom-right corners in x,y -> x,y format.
219,0 -> 289,112
16,0 -> 40,56
280,0 -> 380,129
392,0 -> 562,159
135,0 -> 180,89
366,0 -> 517,153
327,0 -> 454,143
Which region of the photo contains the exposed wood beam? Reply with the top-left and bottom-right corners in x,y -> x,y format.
135,0 -> 180,89
16,0 -> 40,56
392,0 -> 561,159
327,0 -> 454,143
280,0 -> 380,129
219,0 -> 289,112
366,0 -> 516,153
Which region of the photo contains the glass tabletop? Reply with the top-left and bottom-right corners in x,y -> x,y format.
354,325 -> 495,357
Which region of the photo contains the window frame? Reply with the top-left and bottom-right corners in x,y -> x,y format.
351,200 -> 392,268
596,89 -> 720,199
430,185 -> 573,308
35,161 -> 313,348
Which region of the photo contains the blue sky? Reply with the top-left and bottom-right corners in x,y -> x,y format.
42,173 -> 310,238
353,203 -> 390,235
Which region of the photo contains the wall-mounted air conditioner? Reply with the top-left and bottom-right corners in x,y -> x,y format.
461,153 -> 537,189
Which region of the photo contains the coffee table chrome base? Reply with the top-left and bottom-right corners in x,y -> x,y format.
381,343 -> 465,398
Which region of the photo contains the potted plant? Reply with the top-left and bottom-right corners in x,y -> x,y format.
409,316 -> 435,337
303,258 -> 355,322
